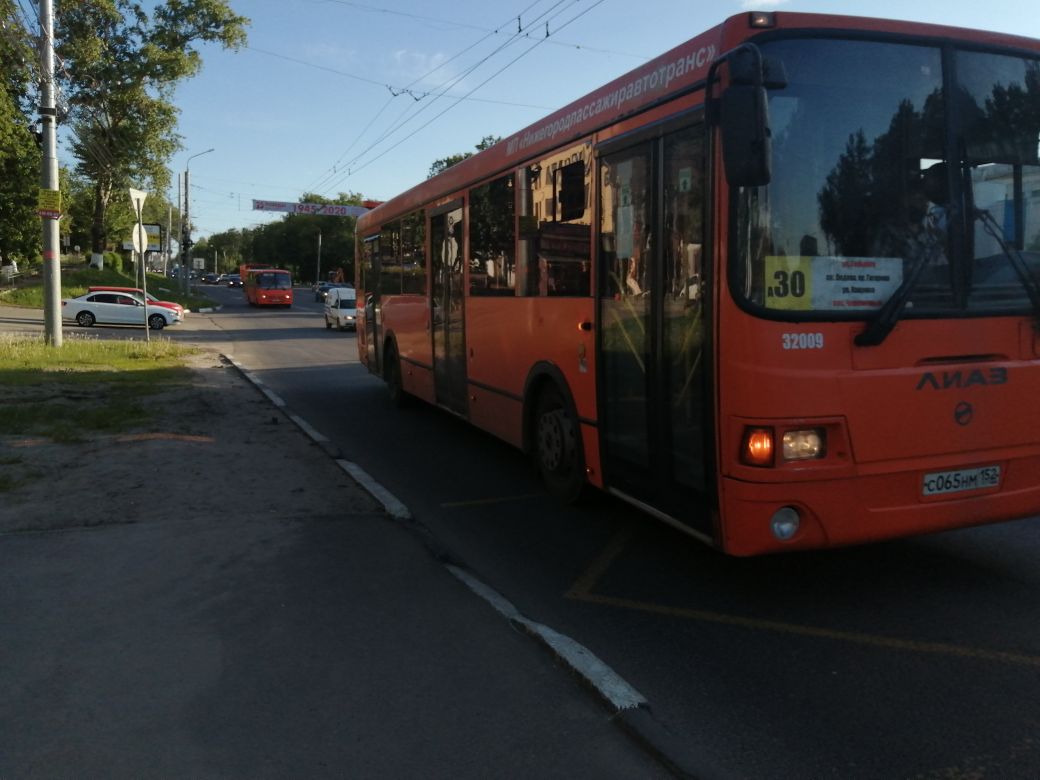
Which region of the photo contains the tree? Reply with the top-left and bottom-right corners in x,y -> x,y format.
0,0 -> 41,265
56,0 -> 248,264
427,135 -> 501,179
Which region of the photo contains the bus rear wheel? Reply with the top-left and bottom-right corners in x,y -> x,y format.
533,385 -> 585,503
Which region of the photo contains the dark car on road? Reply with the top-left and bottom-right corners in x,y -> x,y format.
315,282 -> 348,302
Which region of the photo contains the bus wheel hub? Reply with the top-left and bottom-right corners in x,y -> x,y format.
538,410 -> 568,471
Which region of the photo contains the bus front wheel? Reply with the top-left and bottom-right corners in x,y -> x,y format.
384,344 -> 410,408
533,385 -> 585,503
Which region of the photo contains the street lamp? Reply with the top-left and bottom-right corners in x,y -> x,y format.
183,147 -> 214,292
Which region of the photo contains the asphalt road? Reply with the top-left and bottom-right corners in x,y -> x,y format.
6,286 -> 1040,777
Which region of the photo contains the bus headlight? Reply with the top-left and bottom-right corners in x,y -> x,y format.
782,429 -> 825,461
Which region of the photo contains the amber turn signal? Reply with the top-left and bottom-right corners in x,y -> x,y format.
741,427 -> 774,467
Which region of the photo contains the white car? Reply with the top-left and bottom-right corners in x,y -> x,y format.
62,291 -> 183,330
324,286 -> 357,331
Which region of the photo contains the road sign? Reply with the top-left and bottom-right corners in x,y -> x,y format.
37,188 -> 61,219
131,223 -> 148,253
121,224 -> 162,252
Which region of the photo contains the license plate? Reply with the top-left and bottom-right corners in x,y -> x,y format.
922,465 -> 1001,496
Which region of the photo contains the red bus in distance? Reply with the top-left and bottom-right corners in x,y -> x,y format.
240,264 -> 294,307
355,11 -> 1040,555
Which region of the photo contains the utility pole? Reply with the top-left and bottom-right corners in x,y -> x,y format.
39,0 -> 62,347
183,168 -> 192,294
315,229 -> 322,285
176,173 -> 184,290
165,205 -> 172,275
183,148 -> 214,294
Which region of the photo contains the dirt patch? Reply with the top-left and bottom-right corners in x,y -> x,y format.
0,350 -> 380,533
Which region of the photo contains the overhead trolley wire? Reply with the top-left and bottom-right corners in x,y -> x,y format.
316,0 -> 588,196
322,0 -> 649,60
319,0 -> 608,194
302,0 -> 555,196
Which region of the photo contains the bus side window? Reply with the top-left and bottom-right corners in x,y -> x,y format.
380,221 -> 403,296
517,144 -> 592,297
402,211 -> 426,295
469,174 -> 516,296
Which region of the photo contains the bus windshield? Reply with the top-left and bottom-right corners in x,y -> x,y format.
256,272 -> 291,289
734,37 -> 1040,322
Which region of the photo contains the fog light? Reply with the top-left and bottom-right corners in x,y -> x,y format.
770,506 -> 800,541
782,429 -> 825,460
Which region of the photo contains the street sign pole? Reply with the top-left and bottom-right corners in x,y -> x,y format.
129,188 -> 149,342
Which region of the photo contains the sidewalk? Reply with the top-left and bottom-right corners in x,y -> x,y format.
0,347 -> 673,777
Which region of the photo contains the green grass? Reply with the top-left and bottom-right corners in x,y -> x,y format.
0,335 -> 196,440
0,267 -> 215,311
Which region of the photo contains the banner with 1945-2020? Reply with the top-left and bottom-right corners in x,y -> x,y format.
252,200 -> 368,217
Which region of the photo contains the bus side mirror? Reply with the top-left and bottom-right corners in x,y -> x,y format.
716,49 -> 784,188
721,84 -> 772,188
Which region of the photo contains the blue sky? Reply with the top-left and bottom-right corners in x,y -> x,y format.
143,0 -> 1040,239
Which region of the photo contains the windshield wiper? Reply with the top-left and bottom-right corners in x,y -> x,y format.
855,239 -> 943,347
974,207 -> 1040,329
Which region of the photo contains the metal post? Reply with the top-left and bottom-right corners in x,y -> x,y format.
183,166 -> 191,294
129,190 -> 148,341
316,229 -> 322,284
183,148 -> 214,295
39,0 -> 62,347
165,205 -> 172,275
177,173 -> 184,292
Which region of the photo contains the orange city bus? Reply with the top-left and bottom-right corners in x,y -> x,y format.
355,11 -> 1040,555
240,264 -> 294,307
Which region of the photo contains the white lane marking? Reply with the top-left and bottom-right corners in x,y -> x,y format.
446,564 -> 647,712
289,413 -> 328,443
336,459 -> 412,521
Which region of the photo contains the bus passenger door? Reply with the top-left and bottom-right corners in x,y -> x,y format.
361,234 -> 380,372
430,202 -> 467,415
598,123 -> 711,534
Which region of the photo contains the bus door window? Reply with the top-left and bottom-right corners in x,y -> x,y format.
599,143 -> 654,470
599,123 -> 709,513
361,234 -> 380,370
430,203 -> 467,415
663,129 -> 706,492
